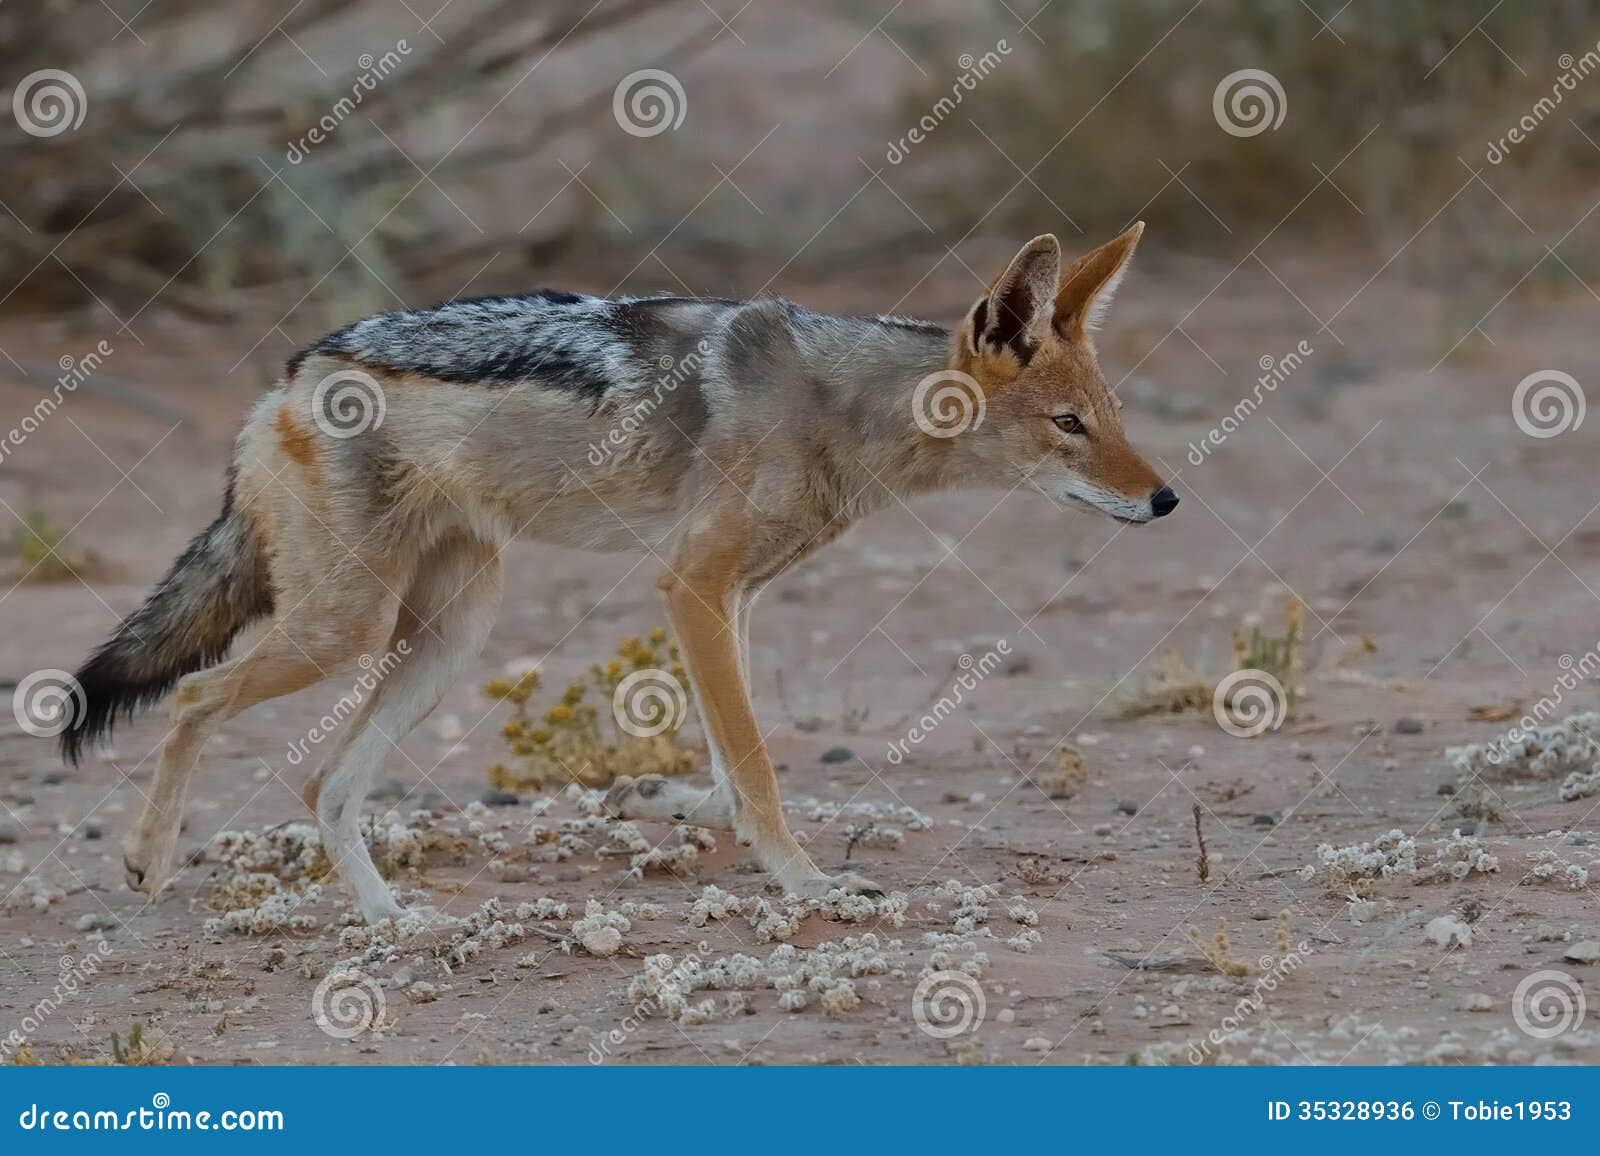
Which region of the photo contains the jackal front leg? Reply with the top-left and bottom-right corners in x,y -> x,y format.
658,570 -> 881,898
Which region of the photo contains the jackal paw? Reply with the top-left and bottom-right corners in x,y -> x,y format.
122,844 -> 175,898
604,774 -> 677,818
792,871 -> 885,900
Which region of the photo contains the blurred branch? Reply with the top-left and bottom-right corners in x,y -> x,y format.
0,0 -> 709,317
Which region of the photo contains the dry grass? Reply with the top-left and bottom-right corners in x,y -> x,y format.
1231,597 -> 1304,711
1111,648 -> 1213,719
1115,597 -> 1304,724
1186,917 -> 1253,977
1034,745 -> 1091,799
1187,910 -> 1295,977
110,1022 -> 172,1066
4,510 -> 103,584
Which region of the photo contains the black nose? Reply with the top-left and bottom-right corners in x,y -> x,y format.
1150,487 -> 1179,518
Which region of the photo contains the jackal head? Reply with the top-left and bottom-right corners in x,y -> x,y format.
944,223 -> 1177,524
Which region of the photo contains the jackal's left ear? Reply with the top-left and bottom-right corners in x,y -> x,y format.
969,234 -> 1061,360
1054,221 -> 1144,339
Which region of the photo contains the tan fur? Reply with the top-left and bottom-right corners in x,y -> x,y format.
113,227 -> 1174,921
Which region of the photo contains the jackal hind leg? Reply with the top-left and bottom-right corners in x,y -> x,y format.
123,576 -> 398,901
307,534 -> 502,924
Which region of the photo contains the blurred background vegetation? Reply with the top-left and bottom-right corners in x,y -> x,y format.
4,0 -> 1599,347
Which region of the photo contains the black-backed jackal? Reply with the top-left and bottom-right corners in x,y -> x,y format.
64,224 -> 1176,923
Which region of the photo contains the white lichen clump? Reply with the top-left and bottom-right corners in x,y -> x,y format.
1524,847 -> 1593,890
746,897 -> 806,943
938,878 -> 1000,934
572,900 -> 631,957
1007,929 -> 1042,953
921,930 -> 990,979
1304,829 -> 1496,886
1446,711 -> 1600,783
1431,830 -> 1499,880
442,897 -> 527,967
800,798 -> 933,830
688,885 -> 744,927
1307,829 -> 1418,882
513,897 -> 570,921
808,887 -> 909,927
1562,766 -> 1600,802
621,934 -> 902,1026
1007,897 -> 1040,926
601,818 -> 717,879
203,823 -> 327,936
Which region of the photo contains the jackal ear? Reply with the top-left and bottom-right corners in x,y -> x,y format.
1054,221 -> 1144,339
969,234 -> 1061,360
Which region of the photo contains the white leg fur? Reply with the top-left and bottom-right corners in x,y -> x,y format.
311,537 -> 502,923
125,645 -> 325,897
604,774 -> 733,827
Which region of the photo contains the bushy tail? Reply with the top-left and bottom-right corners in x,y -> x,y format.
61,478 -> 272,763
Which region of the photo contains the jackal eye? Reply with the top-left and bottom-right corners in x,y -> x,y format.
1053,414 -> 1082,434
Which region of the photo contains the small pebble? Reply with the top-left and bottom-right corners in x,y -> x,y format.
1022,1037 -> 1052,1052
1464,993 -> 1493,1012
819,746 -> 854,764
1114,800 -> 1137,815
1251,814 -> 1275,827
997,1008 -> 1016,1024
1393,717 -> 1424,734
1093,822 -> 1114,837
1564,940 -> 1600,965
480,789 -> 520,807
82,821 -> 102,841
1424,915 -> 1472,948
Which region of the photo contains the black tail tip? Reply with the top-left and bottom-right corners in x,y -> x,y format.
59,720 -> 91,765
53,661 -> 122,766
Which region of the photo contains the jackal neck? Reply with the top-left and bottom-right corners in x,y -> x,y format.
808,318 -> 975,510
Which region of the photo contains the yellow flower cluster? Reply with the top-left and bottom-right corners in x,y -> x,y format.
484,629 -> 697,789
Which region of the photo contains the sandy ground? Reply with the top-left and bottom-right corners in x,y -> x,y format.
1,251 -> 1597,1066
